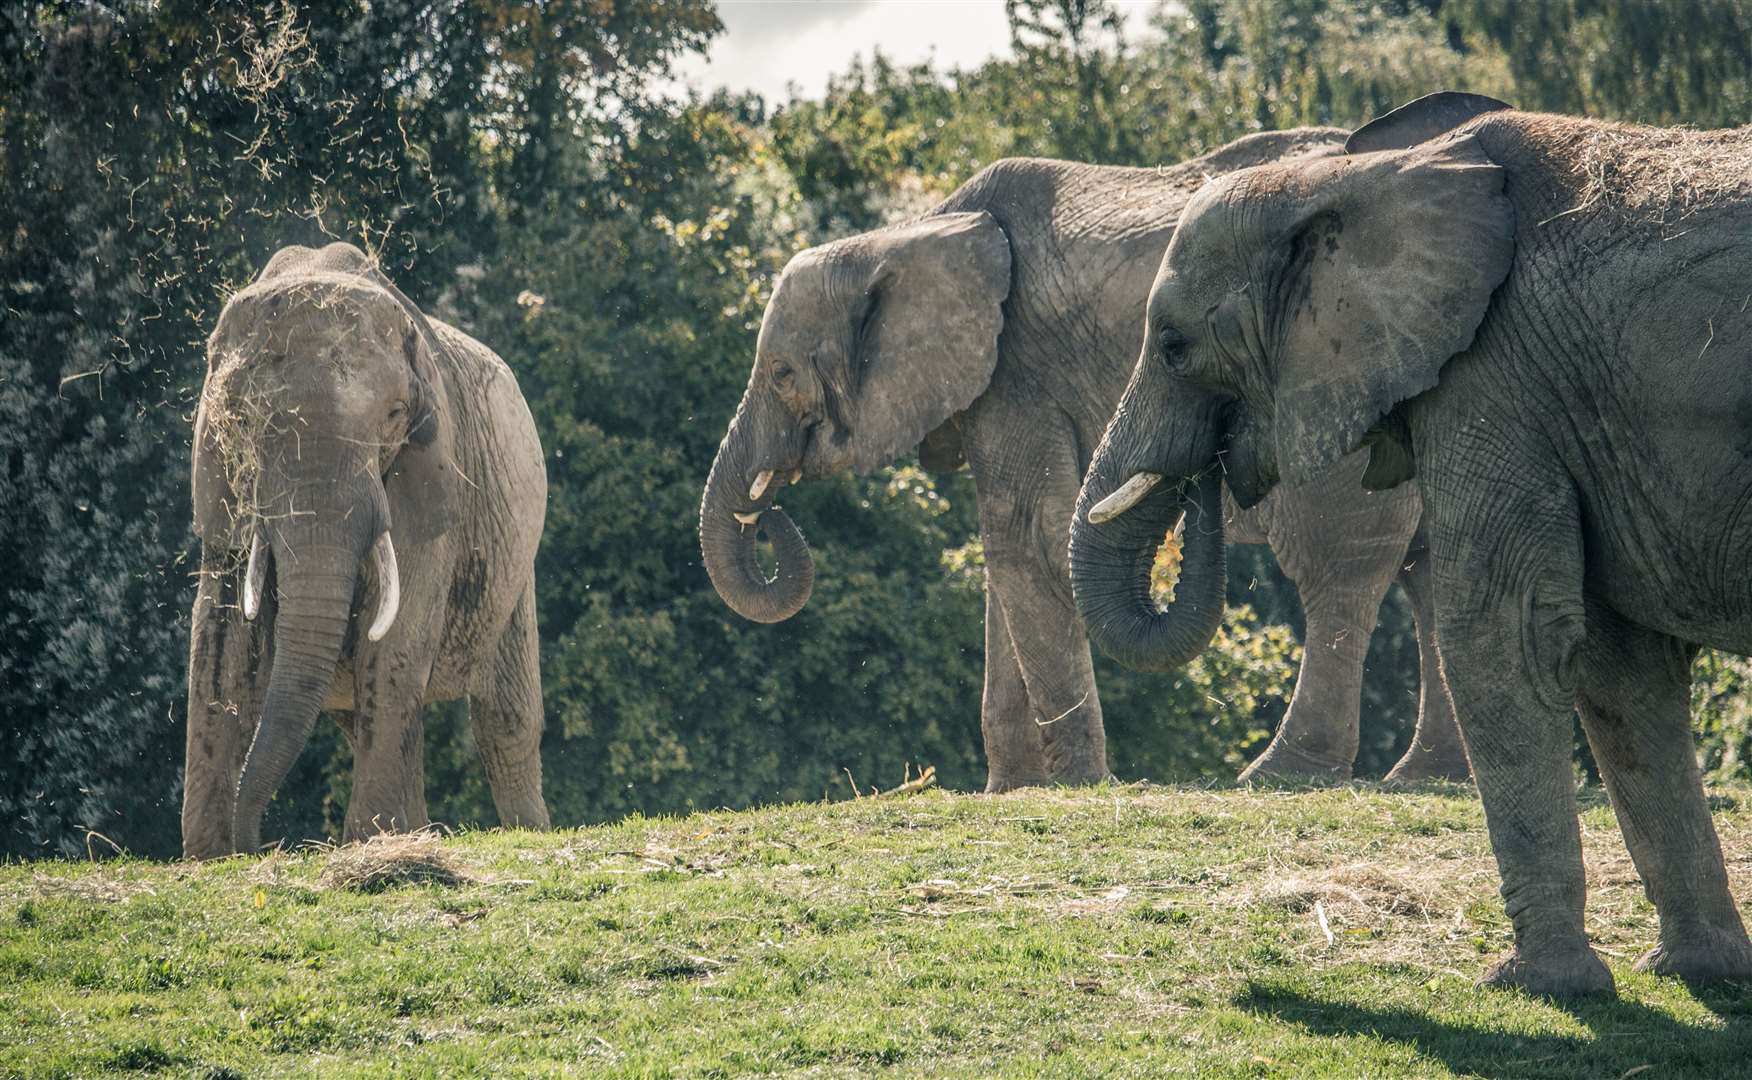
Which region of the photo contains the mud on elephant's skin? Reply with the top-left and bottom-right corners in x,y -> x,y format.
701,133 -> 1470,791
1072,91 -> 1752,995
183,242 -> 551,859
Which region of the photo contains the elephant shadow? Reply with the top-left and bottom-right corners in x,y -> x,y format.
1235,977 -> 1752,1079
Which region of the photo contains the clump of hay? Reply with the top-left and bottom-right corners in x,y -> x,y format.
317,832 -> 470,893
200,347 -> 288,538
1564,122 -> 1752,228
30,871 -> 157,904
1248,861 -> 1428,919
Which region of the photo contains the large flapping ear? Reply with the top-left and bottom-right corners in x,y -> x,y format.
381,298 -> 461,545
843,212 -> 1011,474
1344,91 -> 1513,154
1270,134 -> 1516,486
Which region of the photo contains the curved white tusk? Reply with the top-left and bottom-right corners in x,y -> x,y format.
366,532 -> 401,642
748,469 -> 774,501
242,530 -> 267,620
1088,472 -> 1165,525
789,468 -> 802,485
733,510 -> 762,526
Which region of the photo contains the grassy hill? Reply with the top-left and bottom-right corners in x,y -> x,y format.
5,783 -> 1752,1078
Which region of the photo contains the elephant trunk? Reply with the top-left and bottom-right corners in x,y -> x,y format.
699,394 -> 813,624
1070,468 -> 1227,672
231,525 -> 370,854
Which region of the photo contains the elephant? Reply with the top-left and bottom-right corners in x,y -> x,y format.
699,130 -> 1471,791
182,242 -> 550,859
1070,91 -> 1752,996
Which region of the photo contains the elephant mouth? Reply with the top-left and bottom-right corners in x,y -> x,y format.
240,523 -> 402,642
733,467 -> 804,524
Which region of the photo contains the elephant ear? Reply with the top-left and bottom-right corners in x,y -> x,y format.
845,211 -> 1011,474
1268,134 -> 1516,487
1344,91 -> 1512,154
382,308 -> 461,545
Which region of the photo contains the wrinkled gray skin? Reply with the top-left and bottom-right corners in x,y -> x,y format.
701,131 -> 1469,790
183,243 -> 550,859
1072,92 -> 1752,996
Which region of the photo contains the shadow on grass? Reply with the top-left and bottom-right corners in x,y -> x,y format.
1237,978 -> 1752,1079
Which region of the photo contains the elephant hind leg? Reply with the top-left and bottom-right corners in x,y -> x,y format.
1383,538 -> 1471,784
1427,472 -> 1612,997
1243,455 -> 1419,783
1575,605 -> 1752,982
468,581 -> 550,830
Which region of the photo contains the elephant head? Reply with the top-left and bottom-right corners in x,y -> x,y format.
700,212 -> 1011,622
1070,92 -> 1515,671
194,243 -> 458,852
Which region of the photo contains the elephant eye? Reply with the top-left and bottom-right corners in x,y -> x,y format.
1158,329 -> 1188,371
773,363 -> 795,385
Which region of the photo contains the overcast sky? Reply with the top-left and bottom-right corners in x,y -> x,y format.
671,1 -> 1160,105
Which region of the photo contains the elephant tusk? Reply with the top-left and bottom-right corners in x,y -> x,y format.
242,530 -> 267,620
733,510 -> 762,526
1088,472 -> 1165,525
788,468 -> 802,485
366,531 -> 401,642
748,469 -> 774,501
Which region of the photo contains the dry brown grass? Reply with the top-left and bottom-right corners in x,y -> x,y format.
26,870 -> 158,904
1565,122 -> 1752,227
199,349 -> 289,537
317,831 -> 471,893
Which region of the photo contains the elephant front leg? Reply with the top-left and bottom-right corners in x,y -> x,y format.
182,565 -> 269,859
1424,464 -> 1612,997
468,583 -> 550,830
969,412 -> 1108,785
1383,539 -> 1471,784
980,586 -> 1050,792
345,646 -> 435,841
982,531 -> 1109,787
1576,605 -> 1752,982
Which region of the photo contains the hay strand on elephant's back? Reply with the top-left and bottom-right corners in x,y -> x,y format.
318,831 -> 471,892
1565,122 -> 1752,227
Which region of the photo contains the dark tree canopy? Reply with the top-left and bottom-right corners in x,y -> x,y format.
5,0 -> 1751,857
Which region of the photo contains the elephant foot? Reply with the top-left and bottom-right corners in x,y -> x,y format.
1050,765 -> 1116,789
1636,930 -> 1752,983
498,803 -> 551,831
985,773 -> 1051,794
1479,944 -> 1616,998
1238,736 -> 1352,784
1382,745 -> 1472,785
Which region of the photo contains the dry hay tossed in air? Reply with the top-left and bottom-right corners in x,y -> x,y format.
317,831 -> 471,893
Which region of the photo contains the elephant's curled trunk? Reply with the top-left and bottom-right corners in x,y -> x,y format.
1070,469 -> 1227,672
699,411 -> 813,624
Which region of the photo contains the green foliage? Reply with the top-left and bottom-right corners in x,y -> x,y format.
1692,651 -> 1752,780
9,0 -> 1752,858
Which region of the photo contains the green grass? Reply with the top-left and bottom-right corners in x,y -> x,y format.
5,783 -> 1752,1078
